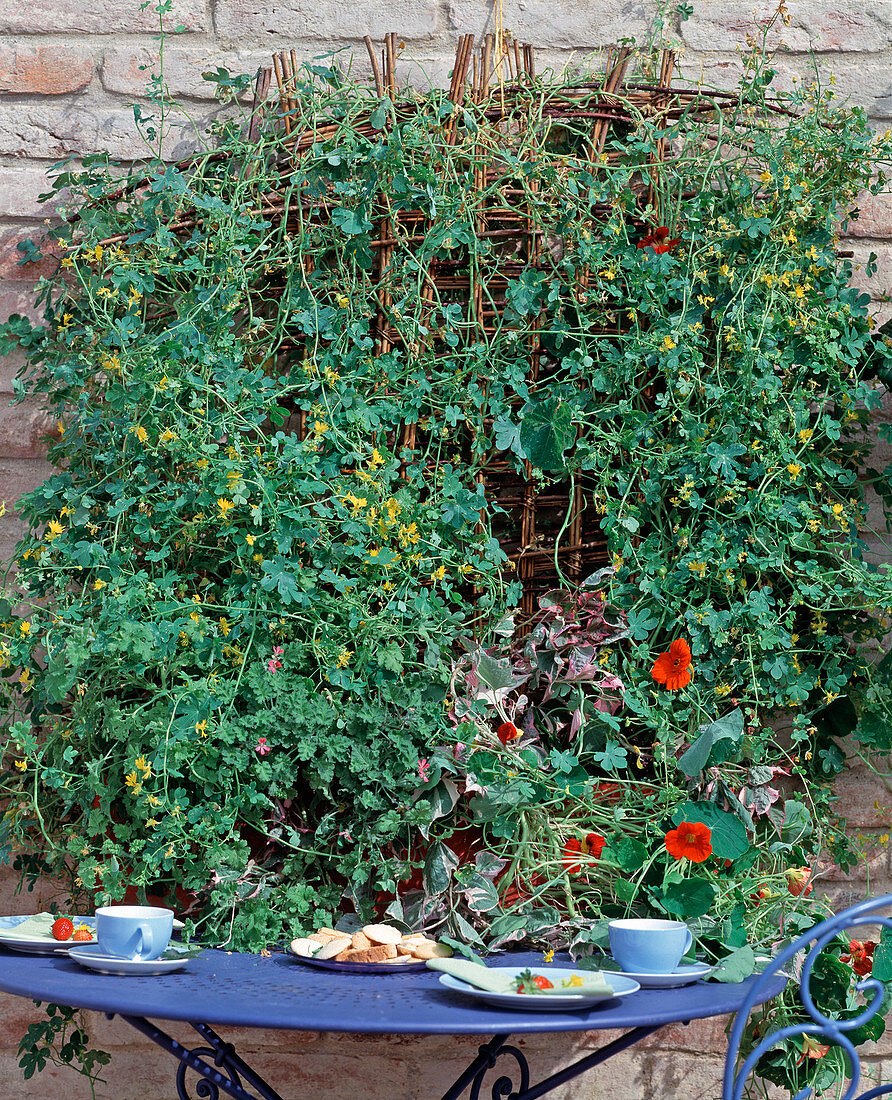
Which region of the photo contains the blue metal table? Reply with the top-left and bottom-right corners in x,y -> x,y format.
0,947 -> 785,1100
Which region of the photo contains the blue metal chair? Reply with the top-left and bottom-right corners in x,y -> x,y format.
723,892 -> 892,1100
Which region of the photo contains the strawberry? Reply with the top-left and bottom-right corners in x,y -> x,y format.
72,927 -> 93,942
51,917 -> 74,941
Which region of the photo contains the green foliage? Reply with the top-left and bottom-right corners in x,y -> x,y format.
17,1003 -> 109,1096
0,15 -> 891,1098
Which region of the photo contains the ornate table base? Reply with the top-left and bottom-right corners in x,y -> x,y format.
115,1014 -> 663,1100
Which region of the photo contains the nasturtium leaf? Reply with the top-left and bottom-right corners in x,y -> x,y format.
677,709 -> 744,776
712,945 -> 756,983
658,877 -> 716,918
602,835 -> 647,873
672,801 -> 750,860
519,398 -> 575,472
871,928 -> 892,983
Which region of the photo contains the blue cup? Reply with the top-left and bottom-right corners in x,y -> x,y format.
608,918 -> 693,974
95,905 -> 173,961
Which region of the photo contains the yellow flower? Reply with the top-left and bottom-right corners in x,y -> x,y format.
145,818 -> 159,828
786,463 -> 802,479
342,493 -> 367,511
195,720 -> 208,737
430,565 -> 447,583
190,611 -> 201,623
129,424 -> 149,443
336,647 -> 353,668
543,948 -> 555,963
562,974 -> 584,988
218,617 -> 231,636
135,756 -> 152,775
758,169 -> 773,183
398,522 -> 420,547
124,771 -> 142,797
385,497 -> 401,524
245,534 -> 255,546
45,519 -> 65,541
798,428 -> 813,443
92,579 -> 106,593
370,448 -> 385,467
336,294 -> 349,308
195,457 -> 209,470
159,429 -> 177,444
217,498 -> 235,517
19,621 -> 31,637
661,335 -> 677,351
313,420 -> 330,434
688,561 -> 707,575
13,760 -> 26,772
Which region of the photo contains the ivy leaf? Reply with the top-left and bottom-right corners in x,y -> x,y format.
519,398 -> 575,472
458,872 -> 501,913
677,709 -> 744,776
672,801 -> 750,859
259,559 -> 302,604
423,840 -> 459,896
493,416 -> 522,455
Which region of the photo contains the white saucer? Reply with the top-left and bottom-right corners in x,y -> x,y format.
611,962 -> 714,988
68,944 -> 197,976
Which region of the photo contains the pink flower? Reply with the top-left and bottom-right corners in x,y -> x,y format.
417,758 -> 431,782
254,737 -> 271,756
267,645 -> 284,673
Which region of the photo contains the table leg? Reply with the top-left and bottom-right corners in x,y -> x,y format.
114,1014 -> 285,1100
438,1025 -> 663,1100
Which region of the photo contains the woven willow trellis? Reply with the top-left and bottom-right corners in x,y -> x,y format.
245,35 -> 756,615
95,35 -> 751,616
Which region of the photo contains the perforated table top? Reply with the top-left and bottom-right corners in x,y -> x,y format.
0,948 -> 785,1034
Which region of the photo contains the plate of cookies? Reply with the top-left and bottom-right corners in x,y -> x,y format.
289,923 -> 453,972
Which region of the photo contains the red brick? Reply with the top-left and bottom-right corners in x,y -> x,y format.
0,45 -> 93,95
0,227 -> 60,283
0,284 -> 43,327
0,164 -> 62,219
0,0 -> 206,33
846,244 -> 892,301
847,191 -> 892,239
0,395 -> 54,460
833,764 -> 892,828
681,2 -> 892,53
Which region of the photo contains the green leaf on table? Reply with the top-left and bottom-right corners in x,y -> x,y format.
519,398 -> 575,472
658,877 -> 716,919
712,945 -> 756,983
672,801 -> 750,859
677,709 -> 744,776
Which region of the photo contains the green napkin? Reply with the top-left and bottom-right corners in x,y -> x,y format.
0,914 -> 64,940
426,957 -> 613,996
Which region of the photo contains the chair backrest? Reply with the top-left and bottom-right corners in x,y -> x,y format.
723,892 -> 892,1100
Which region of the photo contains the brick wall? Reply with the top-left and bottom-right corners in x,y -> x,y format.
1,1 -> 892,1096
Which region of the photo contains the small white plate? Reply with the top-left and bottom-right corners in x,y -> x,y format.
438,967 -> 640,1011
610,962 -> 714,988
0,915 -> 98,954
68,944 -> 198,976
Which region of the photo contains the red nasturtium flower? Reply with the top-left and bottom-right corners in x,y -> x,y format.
797,1035 -> 830,1065
651,639 -> 693,691
637,226 -> 681,254
562,832 -> 606,875
496,721 -> 521,745
664,821 -> 713,863
841,939 -> 877,977
785,867 -> 813,897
